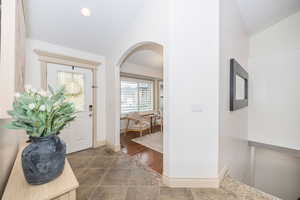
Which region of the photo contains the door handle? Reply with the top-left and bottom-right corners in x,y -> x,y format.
89,113 -> 93,117
89,105 -> 93,112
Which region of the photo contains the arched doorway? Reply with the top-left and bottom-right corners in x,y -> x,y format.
115,41 -> 167,174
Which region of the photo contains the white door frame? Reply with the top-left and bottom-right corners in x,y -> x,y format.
34,49 -> 101,148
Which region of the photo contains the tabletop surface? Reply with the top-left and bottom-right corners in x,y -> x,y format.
2,144 -> 79,200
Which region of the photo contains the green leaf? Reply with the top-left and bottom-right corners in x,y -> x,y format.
4,123 -> 23,130
5,84 -> 77,137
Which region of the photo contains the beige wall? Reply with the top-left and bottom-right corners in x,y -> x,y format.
0,119 -> 20,196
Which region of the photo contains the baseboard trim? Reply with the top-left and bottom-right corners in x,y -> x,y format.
162,175 -> 220,188
94,140 -> 106,148
162,166 -> 230,188
94,140 -> 121,152
105,141 -> 121,152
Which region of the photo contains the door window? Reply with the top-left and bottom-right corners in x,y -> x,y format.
57,71 -> 85,111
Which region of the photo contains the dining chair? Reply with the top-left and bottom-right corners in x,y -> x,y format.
125,112 -> 151,137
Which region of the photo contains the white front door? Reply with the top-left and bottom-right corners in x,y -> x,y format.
47,63 -> 93,153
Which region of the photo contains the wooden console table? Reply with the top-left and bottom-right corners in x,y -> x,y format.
2,145 -> 79,200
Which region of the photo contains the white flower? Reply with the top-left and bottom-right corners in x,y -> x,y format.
39,90 -> 47,96
28,103 -> 35,110
25,84 -> 32,92
39,105 -> 46,111
15,93 -> 21,98
31,88 -> 37,93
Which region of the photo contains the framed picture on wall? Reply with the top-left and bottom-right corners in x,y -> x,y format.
230,58 -> 248,111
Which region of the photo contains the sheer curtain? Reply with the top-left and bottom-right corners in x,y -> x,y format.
15,0 -> 26,92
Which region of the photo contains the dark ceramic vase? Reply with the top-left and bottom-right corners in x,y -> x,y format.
21,134 -> 66,185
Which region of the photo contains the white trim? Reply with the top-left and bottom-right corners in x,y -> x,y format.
161,166 -> 228,188
120,72 -> 161,81
34,49 -> 100,69
162,175 -> 220,188
248,140 -> 300,157
94,140 -> 121,151
0,0 -> 17,118
35,50 -> 101,150
114,66 -> 121,152
94,140 -> 106,148
120,77 -> 155,114
115,41 -> 168,175
106,140 -> 121,152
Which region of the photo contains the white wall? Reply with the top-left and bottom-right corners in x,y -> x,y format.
108,0 -> 223,180
25,39 -> 107,143
104,60 -> 117,146
108,1 -> 169,63
248,11 -> 300,150
219,0 -> 250,183
121,62 -> 163,79
254,148 -> 300,200
167,0 -> 220,178
104,0 -> 169,169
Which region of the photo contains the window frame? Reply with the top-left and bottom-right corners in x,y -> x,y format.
120,76 -> 155,114
158,80 -> 164,112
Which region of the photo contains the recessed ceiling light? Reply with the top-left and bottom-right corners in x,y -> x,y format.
81,8 -> 91,17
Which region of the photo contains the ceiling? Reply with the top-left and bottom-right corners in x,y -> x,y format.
237,0 -> 300,35
25,0 -> 146,56
25,0 -> 300,57
124,43 -> 163,68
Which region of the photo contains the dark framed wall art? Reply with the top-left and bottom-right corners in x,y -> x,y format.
230,58 -> 248,111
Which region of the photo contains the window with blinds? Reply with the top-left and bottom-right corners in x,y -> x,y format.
121,77 -> 154,114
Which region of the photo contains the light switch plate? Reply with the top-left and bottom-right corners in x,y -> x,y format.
191,104 -> 203,112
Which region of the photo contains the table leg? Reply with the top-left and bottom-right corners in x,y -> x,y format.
150,116 -> 153,133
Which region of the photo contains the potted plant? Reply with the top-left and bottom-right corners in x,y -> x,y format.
5,85 -> 76,185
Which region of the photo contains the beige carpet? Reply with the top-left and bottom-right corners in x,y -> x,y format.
132,132 -> 163,153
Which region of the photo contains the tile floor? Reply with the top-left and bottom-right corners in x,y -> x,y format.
67,146 -> 278,200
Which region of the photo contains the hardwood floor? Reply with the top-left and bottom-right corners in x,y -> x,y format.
120,127 -> 163,174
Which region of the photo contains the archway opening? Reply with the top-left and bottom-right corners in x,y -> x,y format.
116,42 -> 165,174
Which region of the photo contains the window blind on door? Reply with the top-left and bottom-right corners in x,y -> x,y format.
121,77 -> 154,114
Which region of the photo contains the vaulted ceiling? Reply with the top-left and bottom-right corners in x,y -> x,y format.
237,0 -> 300,34
25,0 -> 300,62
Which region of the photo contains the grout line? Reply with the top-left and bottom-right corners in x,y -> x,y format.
87,156 -> 117,199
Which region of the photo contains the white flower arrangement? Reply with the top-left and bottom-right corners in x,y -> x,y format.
39,90 -> 47,97
39,105 -> 46,112
15,93 -> 21,98
6,85 -> 77,138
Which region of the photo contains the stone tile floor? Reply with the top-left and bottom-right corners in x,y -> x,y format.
67,146 -> 280,200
